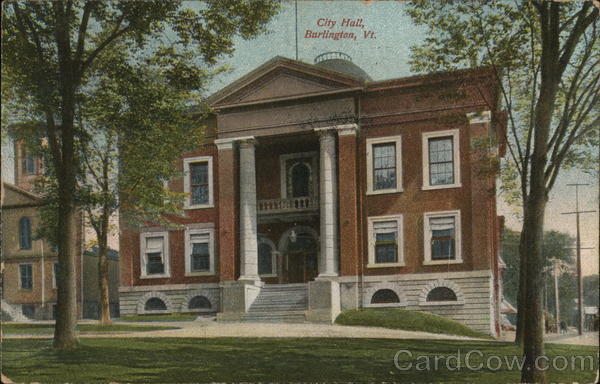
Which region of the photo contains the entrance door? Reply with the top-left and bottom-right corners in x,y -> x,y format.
285,233 -> 318,283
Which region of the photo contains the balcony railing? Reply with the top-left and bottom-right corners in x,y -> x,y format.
257,196 -> 319,214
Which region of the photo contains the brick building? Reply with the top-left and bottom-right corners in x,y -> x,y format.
119,54 -> 505,335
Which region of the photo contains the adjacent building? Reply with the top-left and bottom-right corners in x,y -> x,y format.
1,140 -> 119,320
119,54 -> 506,335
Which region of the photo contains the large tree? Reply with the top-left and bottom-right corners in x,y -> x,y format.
34,42 -> 206,324
405,1 -> 598,382
2,0 -> 279,350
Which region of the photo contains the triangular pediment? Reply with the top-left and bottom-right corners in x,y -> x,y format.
208,56 -> 364,107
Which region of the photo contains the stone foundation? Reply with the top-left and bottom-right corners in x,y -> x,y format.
119,283 -> 220,316
338,270 -> 496,336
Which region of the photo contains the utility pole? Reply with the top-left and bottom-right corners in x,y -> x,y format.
553,260 -> 560,333
561,183 -> 595,335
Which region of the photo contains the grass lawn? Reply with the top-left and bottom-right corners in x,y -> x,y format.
118,313 -> 199,322
1,338 -> 597,383
336,308 -> 494,339
2,323 -> 178,334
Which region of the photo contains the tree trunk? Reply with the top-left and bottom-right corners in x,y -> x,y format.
515,223 -> 528,345
52,180 -> 79,350
520,194 -> 548,383
98,240 -> 112,325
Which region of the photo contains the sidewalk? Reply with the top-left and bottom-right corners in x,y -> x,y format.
2,318 -> 488,341
499,330 -> 599,346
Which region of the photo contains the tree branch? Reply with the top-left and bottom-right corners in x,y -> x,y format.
557,2 -> 598,77
80,14 -> 130,73
74,2 -> 93,66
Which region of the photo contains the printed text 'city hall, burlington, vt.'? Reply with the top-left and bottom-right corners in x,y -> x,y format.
305,18 -> 376,40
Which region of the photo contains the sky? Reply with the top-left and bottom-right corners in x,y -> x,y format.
1,1 -> 598,274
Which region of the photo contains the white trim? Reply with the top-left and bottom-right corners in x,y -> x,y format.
279,151 -> 318,199
140,231 -> 170,279
422,129 -> 461,190
363,282 -> 407,308
180,290 -> 219,313
367,214 -> 405,267
184,227 -> 216,276
418,279 -> 465,306
423,210 -> 462,265
366,135 -> 403,195
119,282 -> 220,292
258,236 -> 277,276
337,123 -> 360,136
136,291 -> 173,314
183,156 -> 214,209
337,269 -> 492,283
466,110 -> 491,124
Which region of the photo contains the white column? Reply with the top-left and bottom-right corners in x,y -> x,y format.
238,137 -> 260,282
317,128 -> 339,278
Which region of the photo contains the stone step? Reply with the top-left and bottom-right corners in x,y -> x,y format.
242,284 -> 309,323
249,306 -> 307,312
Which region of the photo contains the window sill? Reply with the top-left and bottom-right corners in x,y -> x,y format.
260,274 -> 277,278
422,183 -> 462,191
185,272 -> 215,277
140,274 -> 171,279
366,188 -> 403,196
184,204 -> 214,210
367,262 -> 405,269
423,259 -> 463,265
419,300 -> 465,306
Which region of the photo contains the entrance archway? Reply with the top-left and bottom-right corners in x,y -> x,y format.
278,226 -> 319,284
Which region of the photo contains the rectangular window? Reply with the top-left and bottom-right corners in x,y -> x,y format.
429,217 -> 456,260
367,215 -> 404,268
428,137 -> 454,186
52,262 -> 59,289
424,210 -> 462,265
374,221 -> 398,263
185,227 -> 215,276
24,152 -> 36,174
373,143 -> 396,191
140,232 -> 169,278
422,130 -> 461,190
20,264 -> 33,289
366,136 -> 402,194
184,156 -> 213,209
190,233 -> 210,272
190,162 -> 209,205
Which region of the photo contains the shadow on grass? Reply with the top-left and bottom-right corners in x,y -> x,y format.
2,338 -> 597,383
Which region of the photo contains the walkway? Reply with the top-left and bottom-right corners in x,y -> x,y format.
499,330 -> 599,346
3,318 -> 487,341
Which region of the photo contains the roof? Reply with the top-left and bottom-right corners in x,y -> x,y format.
205,56 -> 366,107
205,55 -> 497,109
1,182 -> 44,208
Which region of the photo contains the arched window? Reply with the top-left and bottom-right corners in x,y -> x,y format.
426,287 -> 458,302
188,296 -> 211,310
19,217 -> 32,250
291,162 -> 310,197
258,241 -> 274,275
371,289 -> 400,304
144,297 -> 167,311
